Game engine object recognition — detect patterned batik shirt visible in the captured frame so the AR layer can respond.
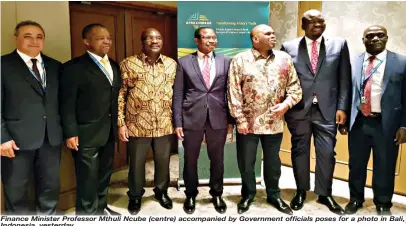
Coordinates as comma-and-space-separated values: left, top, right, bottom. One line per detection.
227, 48, 302, 134
118, 53, 177, 137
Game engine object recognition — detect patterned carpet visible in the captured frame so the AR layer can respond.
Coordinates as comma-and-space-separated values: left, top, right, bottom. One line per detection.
67, 155, 406, 216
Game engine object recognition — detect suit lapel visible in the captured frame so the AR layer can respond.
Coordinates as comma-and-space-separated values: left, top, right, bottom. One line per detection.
110, 59, 121, 88
10, 51, 44, 97
191, 52, 209, 91
299, 38, 314, 75
315, 37, 326, 78
85, 53, 112, 86
354, 53, 365, 107
211, 52, 223, 89
382, 51, 395, 95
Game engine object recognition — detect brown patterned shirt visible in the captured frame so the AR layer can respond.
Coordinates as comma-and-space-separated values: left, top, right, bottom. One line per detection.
227, 48, 302, 134
118, 53, 177, 137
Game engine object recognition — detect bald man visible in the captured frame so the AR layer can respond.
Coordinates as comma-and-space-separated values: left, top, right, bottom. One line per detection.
228, 24, 302, 214
339, 25, 406, 215
281, 10, 351, 215
118, 28, 177, 215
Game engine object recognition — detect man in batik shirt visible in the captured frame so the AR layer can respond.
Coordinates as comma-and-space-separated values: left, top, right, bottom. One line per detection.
118, 28, 176, 215
227, 24, 302, 215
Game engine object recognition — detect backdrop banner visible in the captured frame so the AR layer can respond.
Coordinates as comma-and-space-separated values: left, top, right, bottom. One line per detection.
176, 1, 270, 188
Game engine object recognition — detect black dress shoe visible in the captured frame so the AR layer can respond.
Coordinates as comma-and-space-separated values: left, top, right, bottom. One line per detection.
376, 206, 391, 215
237, 197, 253, 214
344, 201, 363, 214
318, 196, 345, 215
212, 196, 227, 214
155, 193, 173, 209
104, 207, 121, 215
183, 196, 196, 214
128, 199, 141, 215
267, 197, 293, 215
290, 190, 306, 211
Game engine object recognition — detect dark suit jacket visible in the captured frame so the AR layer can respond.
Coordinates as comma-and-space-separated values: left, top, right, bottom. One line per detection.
348, 51, 406, 138
1, 50, 63, 150
281, 37, 351, 121
59, 53, 121, 148
173, 52, 233, 130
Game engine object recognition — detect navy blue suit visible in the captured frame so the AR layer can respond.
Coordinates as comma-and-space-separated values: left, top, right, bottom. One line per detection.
347, 50, 406, 208
281, 37, 351, 196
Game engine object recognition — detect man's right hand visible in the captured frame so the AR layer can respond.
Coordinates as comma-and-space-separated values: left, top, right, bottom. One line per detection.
175, 127, 184, 141
118, 125, 129, 142
338, 125, 348, 135
1, 140, 19, 158
237, 122, 249, 135
66, 137, 79, 151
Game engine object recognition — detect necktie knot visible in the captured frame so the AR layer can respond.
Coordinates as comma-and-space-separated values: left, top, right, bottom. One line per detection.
31, 58, 38, 64
368, 55, 376, 63
312, 41, 317, 46
100, 58, 108, 68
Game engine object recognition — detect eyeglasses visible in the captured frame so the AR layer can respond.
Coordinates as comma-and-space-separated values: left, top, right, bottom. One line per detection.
201, 36, 217, 41
144, 36, 163, 42
364, 33, 386, 40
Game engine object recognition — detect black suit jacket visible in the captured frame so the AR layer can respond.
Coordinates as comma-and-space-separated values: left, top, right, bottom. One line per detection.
1, 50, 63, 150
59, 53, 121, 148
281, 37, 351, 121
173, 52, 233, 130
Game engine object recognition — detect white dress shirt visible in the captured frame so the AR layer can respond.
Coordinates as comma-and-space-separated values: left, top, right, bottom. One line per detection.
197, 50, 216, 86
87, 51, 113, 85
305, 35, 323, 59
17, 49, 45, 85
363, 50, 387, 113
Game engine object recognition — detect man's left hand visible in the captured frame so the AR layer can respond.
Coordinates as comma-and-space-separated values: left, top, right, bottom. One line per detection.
336, 110, 347, 125
395, 128, 406, 145
227, 124, 234, 133
270, 103, 289, 119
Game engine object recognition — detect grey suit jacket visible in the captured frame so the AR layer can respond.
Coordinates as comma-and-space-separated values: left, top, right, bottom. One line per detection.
281, 37, 351, 121
348, 51, 406, 138
173, 52, 233, 130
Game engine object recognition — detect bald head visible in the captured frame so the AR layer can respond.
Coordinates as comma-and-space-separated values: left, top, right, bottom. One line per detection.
141, 28, 161, 41
141, 28, 163, 57
363, 25, 388, 55
363, 25, 387, 37
250, 24, 276, 52
301, 9, 326, 40
250, 24, 271, 41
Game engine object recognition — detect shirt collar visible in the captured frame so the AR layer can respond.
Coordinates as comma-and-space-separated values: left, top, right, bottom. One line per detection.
197, 50, 213, 59
139, 52, 164, 64
17, 49, 42, 64
365, 49, 387, 62
251, 48, 273, 60
87, 50, 108, 62
305, 35, 323, 46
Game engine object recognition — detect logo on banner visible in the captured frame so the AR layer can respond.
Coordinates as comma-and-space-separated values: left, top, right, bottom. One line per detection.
186, 13, 212, 29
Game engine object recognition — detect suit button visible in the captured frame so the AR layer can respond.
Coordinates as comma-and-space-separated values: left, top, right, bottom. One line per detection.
204, 104, 207, 108
43, 116, 46, 119
109, 114, 111, 116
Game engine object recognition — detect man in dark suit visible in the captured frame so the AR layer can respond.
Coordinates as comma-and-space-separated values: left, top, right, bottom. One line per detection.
1, 20, 63, 214
173, 27, 233, 214
339, 25, 406, 216
281, 9, 351, 215
59, 24, 121, 215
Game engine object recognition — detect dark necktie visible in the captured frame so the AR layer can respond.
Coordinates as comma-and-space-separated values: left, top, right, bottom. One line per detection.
31, 58, 42, 83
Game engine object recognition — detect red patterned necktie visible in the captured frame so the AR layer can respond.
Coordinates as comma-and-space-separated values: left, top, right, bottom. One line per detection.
311, 41, 318, 73
202, 55, 210, 88
360, 55, 376, 116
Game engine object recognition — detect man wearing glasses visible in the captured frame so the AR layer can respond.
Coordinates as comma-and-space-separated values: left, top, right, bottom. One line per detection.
118, 28, 177, 215
173, 27, 234, 214
339, 25, 406, 215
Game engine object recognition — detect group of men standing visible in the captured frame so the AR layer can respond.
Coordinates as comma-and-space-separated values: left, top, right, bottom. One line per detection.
1, 9, 405, 217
